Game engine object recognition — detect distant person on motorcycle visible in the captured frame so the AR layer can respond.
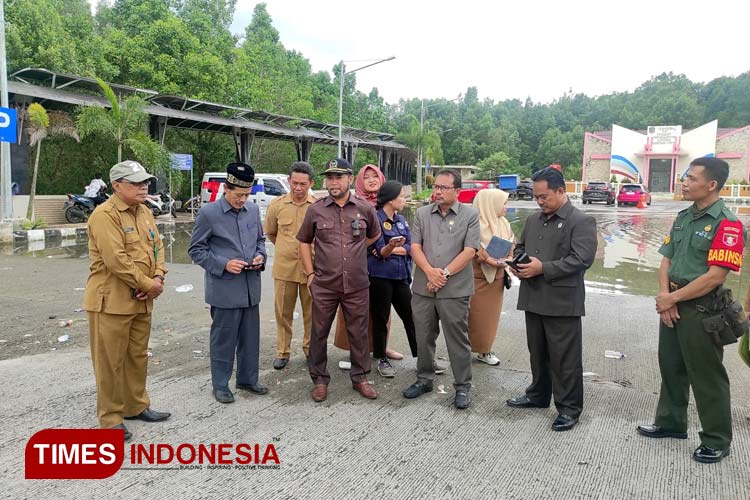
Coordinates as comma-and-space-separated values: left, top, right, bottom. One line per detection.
85, 173, 108, 206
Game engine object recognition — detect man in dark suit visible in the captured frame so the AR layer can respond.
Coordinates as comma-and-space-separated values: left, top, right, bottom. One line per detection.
188, 162, 268, 404
506, 167, 597, 431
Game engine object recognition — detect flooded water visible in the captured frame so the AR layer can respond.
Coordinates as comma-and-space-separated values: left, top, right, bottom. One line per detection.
8, 203, 750, 299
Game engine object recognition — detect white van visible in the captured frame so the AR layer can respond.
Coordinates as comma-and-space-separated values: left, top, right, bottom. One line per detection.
200, 172, 291, 219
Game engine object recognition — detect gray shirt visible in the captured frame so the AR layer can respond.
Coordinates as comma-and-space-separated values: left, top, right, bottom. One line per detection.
411, 201, 480, 298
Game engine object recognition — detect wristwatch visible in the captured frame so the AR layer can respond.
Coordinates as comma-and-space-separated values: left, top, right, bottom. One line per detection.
442, 268, 451, 279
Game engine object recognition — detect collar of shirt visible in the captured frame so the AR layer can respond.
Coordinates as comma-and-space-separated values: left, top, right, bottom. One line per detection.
430, 200, 460, 215
690, 198, 723, 220
377, 207, 397, 223
539, 198, 573, 221
219, 196, 246, 213
281, 193, 317, 205
323, 193, 356, 207
112, 194, 137, 213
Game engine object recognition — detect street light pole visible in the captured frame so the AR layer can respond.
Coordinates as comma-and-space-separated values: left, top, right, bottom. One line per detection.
416, 96, 461, 194
337, 60, 345, 158
337, 56, 395, 158
0, 0, 12, 221
417, 99, 424, 194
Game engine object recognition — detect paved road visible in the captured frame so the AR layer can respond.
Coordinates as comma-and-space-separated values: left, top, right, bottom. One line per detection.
1, 209, 749, 498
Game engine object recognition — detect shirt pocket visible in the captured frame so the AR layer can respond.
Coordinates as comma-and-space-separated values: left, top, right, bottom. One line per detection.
690, 233, 712, 252
278, 217, 294, 237
315, 218, 336, 243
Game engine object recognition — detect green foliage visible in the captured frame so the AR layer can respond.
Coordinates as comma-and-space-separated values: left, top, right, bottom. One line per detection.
6, 2, 750, 198
20, 218, 46, 230
77, 79, 170, 172
412, 189, 433, 201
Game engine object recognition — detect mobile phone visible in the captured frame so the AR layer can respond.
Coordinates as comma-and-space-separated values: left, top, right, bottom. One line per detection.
390, 236, 406, 243
506, 252, 531, 271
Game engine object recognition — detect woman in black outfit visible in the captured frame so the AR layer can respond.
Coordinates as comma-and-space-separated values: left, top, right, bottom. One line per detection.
368, 181, 418, 378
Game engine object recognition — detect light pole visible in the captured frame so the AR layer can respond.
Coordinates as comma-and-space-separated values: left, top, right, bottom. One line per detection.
0, 0, 12, 221
337, 56, 395, 158
417, 96, 461, 193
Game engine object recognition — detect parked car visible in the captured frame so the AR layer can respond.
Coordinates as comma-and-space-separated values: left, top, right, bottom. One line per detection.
617, 183, 651, 207
516, 180, 533, 200
458, 180, 496, 203
200, 172, 292, 219
431, 180, 496, 204
582, 181, 615, 205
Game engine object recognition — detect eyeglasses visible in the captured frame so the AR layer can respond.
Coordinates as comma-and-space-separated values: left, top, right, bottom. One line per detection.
432, 185, 455, 192
118, 179, 151, 187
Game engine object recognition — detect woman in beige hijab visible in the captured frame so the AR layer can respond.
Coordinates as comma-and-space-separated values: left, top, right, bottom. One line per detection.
467, 188, 514, 365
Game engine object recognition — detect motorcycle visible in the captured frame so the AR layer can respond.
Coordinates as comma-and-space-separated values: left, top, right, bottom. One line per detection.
144, 189, 176, 218
64, 192, 110, 223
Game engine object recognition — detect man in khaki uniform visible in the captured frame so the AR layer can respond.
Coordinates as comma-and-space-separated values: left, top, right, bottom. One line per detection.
264, 162, 317, 370
84, 160, 171, 441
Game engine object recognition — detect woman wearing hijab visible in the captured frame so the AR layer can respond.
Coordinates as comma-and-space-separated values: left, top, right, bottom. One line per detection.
334, 164, 405, 361
467, 188, 514, 366
368, 181, 419, 377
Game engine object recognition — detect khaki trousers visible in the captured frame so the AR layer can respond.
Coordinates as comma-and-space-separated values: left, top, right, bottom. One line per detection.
88, 311, 151, 428
273, 279, 312, 358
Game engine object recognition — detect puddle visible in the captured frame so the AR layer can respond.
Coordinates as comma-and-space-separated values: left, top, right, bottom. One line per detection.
6, 207, 750, 298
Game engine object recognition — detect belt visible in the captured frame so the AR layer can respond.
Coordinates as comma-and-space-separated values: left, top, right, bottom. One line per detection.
669, 281, 683, 292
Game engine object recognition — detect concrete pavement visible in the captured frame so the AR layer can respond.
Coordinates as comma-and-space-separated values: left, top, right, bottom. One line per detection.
0, 254, 749, 499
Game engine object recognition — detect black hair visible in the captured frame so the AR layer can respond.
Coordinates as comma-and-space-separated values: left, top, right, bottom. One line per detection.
531, 167, 566, 191
290, 161, 314, 181
435, 168, 462, 188
689, 157, 729, 190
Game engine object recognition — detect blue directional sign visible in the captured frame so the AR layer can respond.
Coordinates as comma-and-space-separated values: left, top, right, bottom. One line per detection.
170, 153, 193, 171
0, 107, 18, 144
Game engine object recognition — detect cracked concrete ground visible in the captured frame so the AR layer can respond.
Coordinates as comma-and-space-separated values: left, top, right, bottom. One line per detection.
1, 237, 749, 499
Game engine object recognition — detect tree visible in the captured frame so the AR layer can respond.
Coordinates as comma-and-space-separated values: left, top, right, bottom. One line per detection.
25, 103, 80, 220
398, 115, 444, 166
476, 151, 529, 179
77, 78, 170, 172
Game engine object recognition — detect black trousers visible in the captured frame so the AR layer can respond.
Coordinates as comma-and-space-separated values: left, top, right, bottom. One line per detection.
524, 312, 583, 418
369, 277, 418, 359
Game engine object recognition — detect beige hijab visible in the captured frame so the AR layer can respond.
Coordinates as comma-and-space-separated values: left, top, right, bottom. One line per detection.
472, 189, 514, 283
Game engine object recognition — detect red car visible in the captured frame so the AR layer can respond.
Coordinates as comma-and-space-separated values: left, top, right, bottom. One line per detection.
617, 183, 651, 207
432, 180, 496, 204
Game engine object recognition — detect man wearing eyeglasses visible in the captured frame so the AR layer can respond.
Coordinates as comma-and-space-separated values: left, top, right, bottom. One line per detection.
402, 168, 480, 409
189, 162, 268, 404
84, 160, 170, 441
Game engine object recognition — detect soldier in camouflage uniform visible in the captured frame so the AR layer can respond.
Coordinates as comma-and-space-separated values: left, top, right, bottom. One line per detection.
637, 157, 745, 464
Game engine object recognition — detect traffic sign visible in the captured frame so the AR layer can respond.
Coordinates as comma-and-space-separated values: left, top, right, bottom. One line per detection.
170, 153, 193, 171
0, 107, 17, 144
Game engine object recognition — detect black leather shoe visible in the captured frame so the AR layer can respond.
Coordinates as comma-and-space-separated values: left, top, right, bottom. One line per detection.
552, 414, 578, 431
236, 382, 269, 395
112, 423, 132, 441
213, 388, 235, 403
403, 382, 433, 399
125, 408, 171, 423
693, 445, 730, 464
636, 424, 687, 440
506, 395, 549, 409
273, 358, 289, 370
454, 390, 471, 409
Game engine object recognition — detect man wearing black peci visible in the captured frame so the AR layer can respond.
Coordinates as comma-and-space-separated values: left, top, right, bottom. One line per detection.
506, 167, 597, 431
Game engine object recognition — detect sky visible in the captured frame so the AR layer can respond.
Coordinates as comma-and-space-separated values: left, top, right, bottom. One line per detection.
228, 0, 750, 105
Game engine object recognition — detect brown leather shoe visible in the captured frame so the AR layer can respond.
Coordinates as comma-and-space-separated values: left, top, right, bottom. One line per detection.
311, 384, 328, 402
352, 381, 378, 399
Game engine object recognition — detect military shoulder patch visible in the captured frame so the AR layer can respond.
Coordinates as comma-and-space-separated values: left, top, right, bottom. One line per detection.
707, 219, 744, 271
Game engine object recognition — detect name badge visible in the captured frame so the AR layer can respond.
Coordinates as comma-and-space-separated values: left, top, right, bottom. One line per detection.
123, 227, 135, 233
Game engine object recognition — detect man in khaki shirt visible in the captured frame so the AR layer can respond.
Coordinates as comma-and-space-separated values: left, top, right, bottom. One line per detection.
264, 162, 316, 370
84, 161, 170, 441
